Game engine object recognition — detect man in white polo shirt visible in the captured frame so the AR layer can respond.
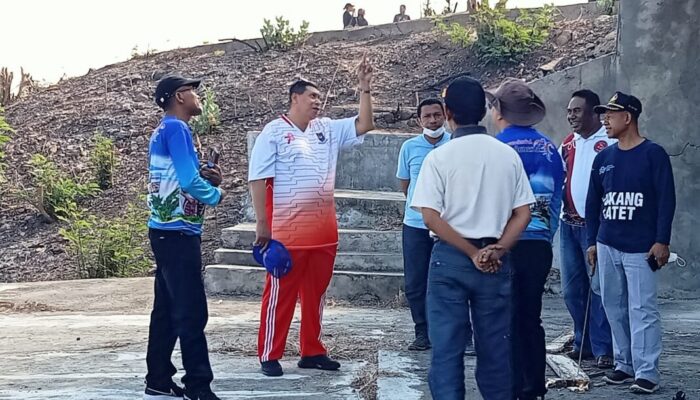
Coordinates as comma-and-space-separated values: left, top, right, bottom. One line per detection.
559, 90, 615, 369
411, 77, 535, 400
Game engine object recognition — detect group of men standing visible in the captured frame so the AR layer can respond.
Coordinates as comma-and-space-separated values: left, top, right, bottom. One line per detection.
398, 78, 675, 398
141, 52, 675, 400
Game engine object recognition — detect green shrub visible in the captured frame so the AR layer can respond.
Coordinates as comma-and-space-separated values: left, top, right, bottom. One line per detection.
435, 18, 477, 48
0, 107, 12, 185
260, 17, 310, 52
190, 86, 221, 137
27, 154, 100, 222
473, 0, 555, 64
597, 0, 614, 15
59, 203, 151, 279
91, 132, 116, 190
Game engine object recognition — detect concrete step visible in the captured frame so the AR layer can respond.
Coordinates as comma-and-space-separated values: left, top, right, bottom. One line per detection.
247, 131, 415, 191
204, 264, 404, 302
239, 188, 405, 229
221, 223, 402, 253
215, 248, 403, 272
335, 189, 405, 229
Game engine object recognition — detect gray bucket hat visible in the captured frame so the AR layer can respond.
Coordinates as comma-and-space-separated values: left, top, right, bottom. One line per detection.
485, 78, 546, 126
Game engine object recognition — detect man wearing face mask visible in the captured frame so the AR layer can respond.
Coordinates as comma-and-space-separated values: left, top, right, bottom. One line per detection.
396, 99, 474, 353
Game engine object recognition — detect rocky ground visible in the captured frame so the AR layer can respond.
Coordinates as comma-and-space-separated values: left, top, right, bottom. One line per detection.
0, 14, 616, 283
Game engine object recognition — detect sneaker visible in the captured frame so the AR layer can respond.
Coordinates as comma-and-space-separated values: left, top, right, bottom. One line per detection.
566, 349, 594, 361
144, 382, 184, 399
408, 335, 431, 351
630, 379, 660, 394
261, 360, 284, 377
596, 355, 614, 369
603, 369, 635, 385
183, 389, 221, 400
298, 355, 341, 371
464, 342, 476, 357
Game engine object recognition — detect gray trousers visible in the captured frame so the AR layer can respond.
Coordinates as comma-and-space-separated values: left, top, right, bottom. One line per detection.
597, 242, 662, 384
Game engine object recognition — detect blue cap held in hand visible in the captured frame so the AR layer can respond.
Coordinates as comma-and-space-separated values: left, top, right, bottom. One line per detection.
252, 240, 293, 279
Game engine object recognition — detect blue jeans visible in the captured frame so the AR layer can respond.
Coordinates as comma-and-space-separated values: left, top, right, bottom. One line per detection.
427, 240, 512, 400
559, 222, 613, 357
403, 225, 472, 343
597, 243, 662, 384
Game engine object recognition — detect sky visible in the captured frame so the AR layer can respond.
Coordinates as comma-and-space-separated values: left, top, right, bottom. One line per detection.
2, 0, 581, 86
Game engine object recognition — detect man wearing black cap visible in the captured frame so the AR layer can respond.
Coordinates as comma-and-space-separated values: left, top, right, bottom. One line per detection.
411, 77, 534, 400
586, 92, 675, 394
490, 78, 564, 400
145, 75, 225, 400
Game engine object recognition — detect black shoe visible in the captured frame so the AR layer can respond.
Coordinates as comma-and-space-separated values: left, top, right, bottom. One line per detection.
566, 349, 594, 361
261, 360, 284, 376
144, 381, 185, 399
408, 335, 431, 351
298, 355, 341, 370
183, 389, 221, 400
603, 369, 635, 385
630, 378, 660, 394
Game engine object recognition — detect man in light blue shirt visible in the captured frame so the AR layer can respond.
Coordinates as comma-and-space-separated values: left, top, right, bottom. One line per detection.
397, 99, 473, 352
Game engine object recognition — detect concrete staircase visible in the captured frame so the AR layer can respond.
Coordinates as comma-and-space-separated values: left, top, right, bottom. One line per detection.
204, 132, 414, 302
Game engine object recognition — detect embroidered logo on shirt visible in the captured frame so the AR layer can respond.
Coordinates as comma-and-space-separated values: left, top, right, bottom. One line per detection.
285, 132, 295, 144
599, 164, 615, 175
594, 140, 609, 152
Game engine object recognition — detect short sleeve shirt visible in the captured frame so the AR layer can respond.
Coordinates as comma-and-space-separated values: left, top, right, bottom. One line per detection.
396, 133, 451, 229
248, 115, 361, 249
411, 134, 535, 239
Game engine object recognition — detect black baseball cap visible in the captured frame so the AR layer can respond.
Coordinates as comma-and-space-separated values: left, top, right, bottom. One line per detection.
593, 91, 642, 118
154, 74, 201, 109
441, 77, 486, 120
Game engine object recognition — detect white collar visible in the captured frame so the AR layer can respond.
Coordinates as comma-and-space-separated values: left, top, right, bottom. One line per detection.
574, 125, 607, 140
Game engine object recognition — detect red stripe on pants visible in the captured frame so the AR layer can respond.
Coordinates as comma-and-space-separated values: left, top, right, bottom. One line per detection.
257, 245, 337, 362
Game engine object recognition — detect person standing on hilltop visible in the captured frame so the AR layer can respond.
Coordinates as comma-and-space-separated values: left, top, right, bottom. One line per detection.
144, 75, 225, 400
393, 4, 411, 22
343, 3, 357, 29
248, 55, 375, 377
357, 8, 369, 27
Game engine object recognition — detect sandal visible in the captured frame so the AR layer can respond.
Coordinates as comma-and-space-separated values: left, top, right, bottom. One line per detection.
596, 355, 614, 369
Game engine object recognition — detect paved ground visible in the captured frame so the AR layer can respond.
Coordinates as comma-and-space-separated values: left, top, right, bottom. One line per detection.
1, 278, 699, 399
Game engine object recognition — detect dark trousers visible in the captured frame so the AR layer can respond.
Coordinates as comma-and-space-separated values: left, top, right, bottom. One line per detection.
146, 229, 213, 392
427, 240, 512, 400
560, 223, 613, 357
402, 225, 472, 341
511, 240, 553, 399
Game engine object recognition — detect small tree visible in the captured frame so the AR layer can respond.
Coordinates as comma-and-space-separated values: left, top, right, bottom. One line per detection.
190, 86, 221, 137
260, 17, 310, 52
90, 132, 116, 190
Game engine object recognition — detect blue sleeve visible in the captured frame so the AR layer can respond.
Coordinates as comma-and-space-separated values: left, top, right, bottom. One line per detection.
164, 122, 221, 206
652, 147, 676, 244
585, 154, 603, 247
396, 142, 410, 180
549, 150, 565, 241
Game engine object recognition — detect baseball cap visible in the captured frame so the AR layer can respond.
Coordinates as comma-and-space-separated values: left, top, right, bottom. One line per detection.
485, 78, 546, 126
154, 74, 201, 109
253, 240, 293, 279
441, 77, 486, 121
593, 91, 642, 118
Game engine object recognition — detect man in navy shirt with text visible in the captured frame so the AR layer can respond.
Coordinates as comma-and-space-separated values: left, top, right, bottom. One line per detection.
586, 92, 675, 395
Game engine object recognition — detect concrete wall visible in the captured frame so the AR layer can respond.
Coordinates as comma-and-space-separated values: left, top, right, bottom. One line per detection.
192, 3, 600, 55
513, 0, 699, 295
